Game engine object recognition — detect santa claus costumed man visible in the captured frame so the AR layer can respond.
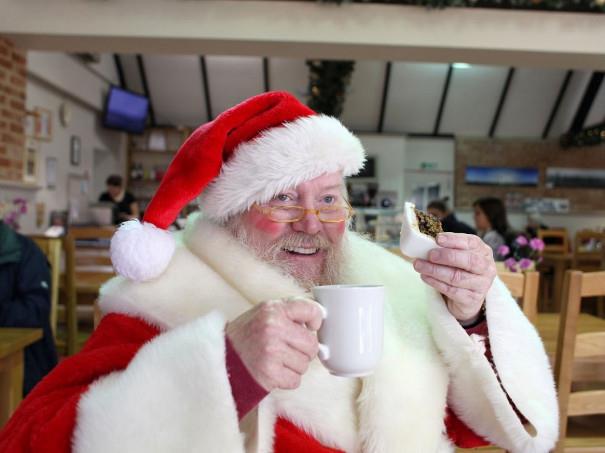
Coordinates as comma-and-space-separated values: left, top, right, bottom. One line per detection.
0, 92, 558, 453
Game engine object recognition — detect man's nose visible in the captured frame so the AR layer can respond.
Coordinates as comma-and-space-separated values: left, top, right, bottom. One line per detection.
292, 208, 322, 235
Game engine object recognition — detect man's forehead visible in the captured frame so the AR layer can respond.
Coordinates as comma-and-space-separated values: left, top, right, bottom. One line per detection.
290, 172, 345, 192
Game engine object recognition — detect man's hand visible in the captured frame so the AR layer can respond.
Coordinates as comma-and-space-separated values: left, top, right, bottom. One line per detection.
225, 298, 323, 392
413, 233, 497, 324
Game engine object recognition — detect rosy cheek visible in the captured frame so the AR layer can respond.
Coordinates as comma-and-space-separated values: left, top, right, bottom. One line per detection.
251, 216, 284, 237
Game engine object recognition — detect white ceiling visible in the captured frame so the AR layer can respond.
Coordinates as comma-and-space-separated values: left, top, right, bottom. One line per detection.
115, 53, 604, 139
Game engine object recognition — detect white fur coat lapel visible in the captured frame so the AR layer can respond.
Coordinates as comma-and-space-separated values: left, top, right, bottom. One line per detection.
101, 215, 452, 452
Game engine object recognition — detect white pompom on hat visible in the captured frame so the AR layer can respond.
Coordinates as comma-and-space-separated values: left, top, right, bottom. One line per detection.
110, 91, 366, 282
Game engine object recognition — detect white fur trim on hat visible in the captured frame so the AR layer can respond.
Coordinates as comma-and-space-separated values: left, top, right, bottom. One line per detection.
110, 220, 176, 282
199, 115, 366, 223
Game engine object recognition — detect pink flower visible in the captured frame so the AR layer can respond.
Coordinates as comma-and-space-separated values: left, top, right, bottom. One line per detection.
519, 258, 533, 270
515, 235, 528, 246
529, 238, 545, 251
497, 245, 510, 257
504, 257, 518, 272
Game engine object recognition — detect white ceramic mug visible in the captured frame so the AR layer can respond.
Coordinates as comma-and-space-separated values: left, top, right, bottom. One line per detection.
312, 284, 385, 377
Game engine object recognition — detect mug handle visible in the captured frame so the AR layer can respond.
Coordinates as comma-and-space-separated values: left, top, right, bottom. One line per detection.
315, 303, 330, 361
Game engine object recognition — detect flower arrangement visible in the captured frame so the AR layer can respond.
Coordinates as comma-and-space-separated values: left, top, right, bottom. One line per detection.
497, 235, 544, 272
0, 198, 28, 231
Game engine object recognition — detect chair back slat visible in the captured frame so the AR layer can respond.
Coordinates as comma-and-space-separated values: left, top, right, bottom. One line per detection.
567, 390, 605, 418
30, 236, 62, 338
574, 332, 605, 359
498, 270, 539, 324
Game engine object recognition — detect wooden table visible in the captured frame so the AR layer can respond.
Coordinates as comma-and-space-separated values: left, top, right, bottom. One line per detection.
540, 253, 573, 311
0, 328, 43, 426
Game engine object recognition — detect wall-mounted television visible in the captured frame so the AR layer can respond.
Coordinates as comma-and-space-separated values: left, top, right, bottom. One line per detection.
102, 86, 149, 134
465, 166, 539, 187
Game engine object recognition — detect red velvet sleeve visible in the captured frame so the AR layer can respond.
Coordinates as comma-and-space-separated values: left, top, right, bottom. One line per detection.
0, 313, 160, 453
225, 336, 268, 420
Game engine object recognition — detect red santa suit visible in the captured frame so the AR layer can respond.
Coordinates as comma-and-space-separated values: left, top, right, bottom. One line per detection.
1, 217, 558, 452
0, 92, 558, 452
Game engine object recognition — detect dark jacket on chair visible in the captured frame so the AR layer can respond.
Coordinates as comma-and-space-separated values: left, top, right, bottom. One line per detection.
0, 222, 58, 395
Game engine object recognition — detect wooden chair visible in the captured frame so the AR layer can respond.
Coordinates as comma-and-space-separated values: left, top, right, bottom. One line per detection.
498, 270, 540, 324
29, 236, 62, 339
553, 270, 605, 452
539, 228, 570, 255
573, 230, 605, 272
62, 226, 115, 355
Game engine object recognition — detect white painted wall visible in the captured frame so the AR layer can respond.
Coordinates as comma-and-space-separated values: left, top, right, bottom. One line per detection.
357, 134, 405, 204
1, 52, 126, 234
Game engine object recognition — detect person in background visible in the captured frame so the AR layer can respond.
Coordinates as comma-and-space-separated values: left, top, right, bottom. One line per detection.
473, 197, 514, 259
0, 221, 58, 395
427, 199, 476, 235
99, 175, 140, 225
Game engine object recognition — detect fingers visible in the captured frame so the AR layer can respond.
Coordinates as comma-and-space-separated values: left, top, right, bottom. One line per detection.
420, 274, 484, 307
282, 349, 312, 375
413, 260, 489, 291
437, 233, 490, 253
283, 297, 323, 331
425, 248, 493, 276
284, 322, 319, 360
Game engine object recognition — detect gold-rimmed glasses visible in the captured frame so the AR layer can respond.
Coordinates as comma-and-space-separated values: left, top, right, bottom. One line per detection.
254, 202, 354, 223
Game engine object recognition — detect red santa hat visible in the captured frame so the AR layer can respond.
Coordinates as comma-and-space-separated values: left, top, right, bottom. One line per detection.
110, 91, 366, 282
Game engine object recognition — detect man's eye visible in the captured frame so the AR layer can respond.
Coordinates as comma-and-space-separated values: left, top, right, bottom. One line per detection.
323, 195, 335, 204
276, 194, 291, 202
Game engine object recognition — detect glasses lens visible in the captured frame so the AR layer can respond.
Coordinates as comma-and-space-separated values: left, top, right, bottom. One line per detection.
270, 206, 304, 222
318, 207, 348, 222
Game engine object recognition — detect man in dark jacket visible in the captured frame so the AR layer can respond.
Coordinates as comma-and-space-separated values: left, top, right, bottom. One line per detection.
0, 221, 58, 395
427, 200, 477, 235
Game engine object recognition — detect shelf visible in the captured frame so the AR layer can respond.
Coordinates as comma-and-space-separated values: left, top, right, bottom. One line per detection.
0, 180, 41, 190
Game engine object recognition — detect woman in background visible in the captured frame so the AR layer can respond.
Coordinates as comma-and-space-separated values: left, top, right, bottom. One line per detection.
473, 197, 512, 259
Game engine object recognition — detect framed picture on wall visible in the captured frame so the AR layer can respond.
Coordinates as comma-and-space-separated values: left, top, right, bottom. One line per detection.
33, 107, 53, 141
70, 135, 81, 166
23, 137, 39, 184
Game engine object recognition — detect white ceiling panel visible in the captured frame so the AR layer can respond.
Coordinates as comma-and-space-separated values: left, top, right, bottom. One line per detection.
440, 65, 509, 137
119, 54, 144, 95
383, 62, 449, 134
545, 70, 592, 139
205, 56, 264, 117
268, 58, 308, 103
495, 68, 566, 138
341, 60, 386, 133
584, 79, 605, 127
88, 53, 120, 85
143, 55, 207, 127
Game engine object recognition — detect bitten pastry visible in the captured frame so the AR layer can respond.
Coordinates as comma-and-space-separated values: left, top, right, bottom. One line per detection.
399, 202, 443, 260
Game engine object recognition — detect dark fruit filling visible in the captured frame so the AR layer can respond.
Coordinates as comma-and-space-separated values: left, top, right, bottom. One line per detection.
414, 209, 443, 238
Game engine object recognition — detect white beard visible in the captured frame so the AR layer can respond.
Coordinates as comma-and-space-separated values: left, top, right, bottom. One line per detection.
225, 217, 347, 290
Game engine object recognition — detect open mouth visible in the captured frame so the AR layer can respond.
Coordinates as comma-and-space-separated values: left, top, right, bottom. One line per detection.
282, 246, 320, 256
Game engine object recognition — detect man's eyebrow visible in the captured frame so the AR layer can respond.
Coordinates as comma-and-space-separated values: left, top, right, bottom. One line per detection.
319, 185, 343, 192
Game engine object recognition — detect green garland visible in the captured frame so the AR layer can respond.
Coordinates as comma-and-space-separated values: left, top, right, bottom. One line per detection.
306, 60, 355, 117
561, 122, 605, 148
319, 0, 605, 13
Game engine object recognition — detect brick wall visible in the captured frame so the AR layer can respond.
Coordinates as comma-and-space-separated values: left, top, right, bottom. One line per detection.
456, 139, 605, 213
0, 37, 26, 182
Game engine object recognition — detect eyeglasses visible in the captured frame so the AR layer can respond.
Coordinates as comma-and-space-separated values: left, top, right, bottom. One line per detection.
254, 202, 354, 223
